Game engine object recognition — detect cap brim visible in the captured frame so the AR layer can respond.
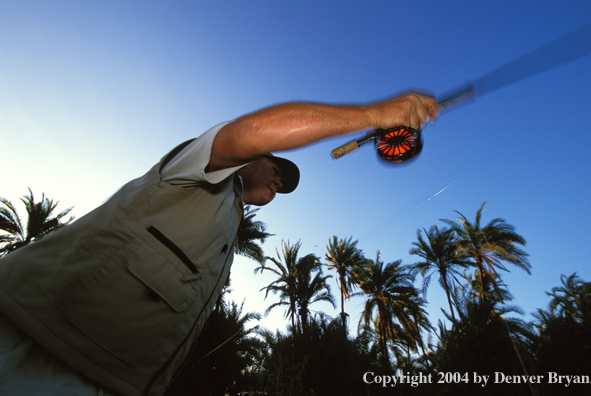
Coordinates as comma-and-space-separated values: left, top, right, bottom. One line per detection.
263, 154, 300, 194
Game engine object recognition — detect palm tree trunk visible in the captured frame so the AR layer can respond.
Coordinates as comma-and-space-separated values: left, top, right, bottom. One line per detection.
300, 307, 308, 337
443, 278, 456, 321
380, 322, 389, 366
412, 316, 427, 356
378, 307, 390, 366
475, 255, 486, 300
290, 307, 296, 336
340, 291, 345, 321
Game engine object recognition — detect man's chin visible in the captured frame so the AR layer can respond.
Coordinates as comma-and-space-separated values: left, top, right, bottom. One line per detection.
259, 196, 274, 206
245, 196, 274, 207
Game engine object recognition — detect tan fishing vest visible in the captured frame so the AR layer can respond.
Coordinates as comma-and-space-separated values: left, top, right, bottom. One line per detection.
0, 141, 244, 395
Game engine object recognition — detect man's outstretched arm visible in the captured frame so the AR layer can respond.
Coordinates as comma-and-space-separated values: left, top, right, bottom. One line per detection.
207, 93, 438, 172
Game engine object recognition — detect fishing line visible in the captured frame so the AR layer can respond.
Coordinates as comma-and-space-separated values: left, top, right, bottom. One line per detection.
357, 175, 464, 242
195, 328, 246, 363
479, 231, 539, 396
414, 177, 462, 210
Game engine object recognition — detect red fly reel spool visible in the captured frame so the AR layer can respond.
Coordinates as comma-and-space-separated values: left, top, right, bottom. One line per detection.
376, 126, 423, 163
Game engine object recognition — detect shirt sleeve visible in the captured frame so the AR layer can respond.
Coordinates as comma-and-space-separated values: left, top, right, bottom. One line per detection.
161, 121, 247, 187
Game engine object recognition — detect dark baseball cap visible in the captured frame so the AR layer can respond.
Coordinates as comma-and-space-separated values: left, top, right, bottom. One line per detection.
263, 154, 300, 194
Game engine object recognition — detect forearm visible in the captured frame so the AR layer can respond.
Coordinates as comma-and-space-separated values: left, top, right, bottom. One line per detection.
208, 93, 437, 170
228, 102, 371, 155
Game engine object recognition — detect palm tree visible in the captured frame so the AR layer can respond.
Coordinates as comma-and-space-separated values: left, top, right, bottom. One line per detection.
533, 273, 591, 379
254, 326, 308, 395
164, 297, 263, 396
410, 225, 470, 321
324, 236, 365, 327
433, 278, 536, 394
255, 240, 324, 335
462, 269, 513, 304
256, 314, 374, 396
353, 252, 427, 364
441, 202, 530, 300
294, 258, 336, 337
0, 188, 74, 257
255, 240, 301, 332
235, 205, 273, 263
546, 272, 591, 323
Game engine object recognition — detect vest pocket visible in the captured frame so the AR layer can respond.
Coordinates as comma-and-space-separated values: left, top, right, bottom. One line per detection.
127, 229, 197, 313
57, 223, 202, 366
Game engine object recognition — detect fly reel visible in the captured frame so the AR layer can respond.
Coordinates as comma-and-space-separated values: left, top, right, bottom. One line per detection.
330, 126, 423, 164
375, 126, 423, 163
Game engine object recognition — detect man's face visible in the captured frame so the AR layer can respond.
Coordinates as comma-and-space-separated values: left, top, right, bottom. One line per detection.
238, 157, 283, 206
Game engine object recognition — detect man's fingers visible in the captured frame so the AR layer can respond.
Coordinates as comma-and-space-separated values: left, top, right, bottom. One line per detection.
370, 92, 438, 130
416, 95, 438, 127
426, 97, 439, 125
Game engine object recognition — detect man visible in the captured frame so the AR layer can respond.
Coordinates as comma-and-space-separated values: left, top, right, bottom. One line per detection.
0, 93, 437, 395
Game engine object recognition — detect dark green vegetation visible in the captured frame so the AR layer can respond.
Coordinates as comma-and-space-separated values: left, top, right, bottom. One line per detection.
2, 192, 589, 395
1, 189, 73, 257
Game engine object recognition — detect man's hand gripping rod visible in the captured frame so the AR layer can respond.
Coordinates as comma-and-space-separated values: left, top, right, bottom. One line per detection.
330, 85, 476, 160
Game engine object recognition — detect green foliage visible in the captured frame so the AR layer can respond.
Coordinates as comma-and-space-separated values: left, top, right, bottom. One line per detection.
353, 252, 430, 363
255, 315, 375, 396
441, 202, 530, 300
294, 257, 336, 337
164, 298, 262, 396
235, 205, 273, 263
256, 240, 335, 336
325, 235, 366, 327
533, 273, 591, 394
0, 188, 74, 257
410, 225, 471, 321
255, 240, 303, 330
430, 273, 538, 395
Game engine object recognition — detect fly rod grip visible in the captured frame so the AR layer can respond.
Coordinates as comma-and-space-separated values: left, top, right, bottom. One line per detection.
331, 140, 360, 159
437, 83, 475, 113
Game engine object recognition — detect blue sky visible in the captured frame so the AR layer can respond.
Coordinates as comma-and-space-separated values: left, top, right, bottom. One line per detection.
2, 1, 590, 334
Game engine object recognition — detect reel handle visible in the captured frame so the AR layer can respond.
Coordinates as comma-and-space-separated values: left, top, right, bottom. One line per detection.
331, 141, 360, 158
330, 132, 379, 159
